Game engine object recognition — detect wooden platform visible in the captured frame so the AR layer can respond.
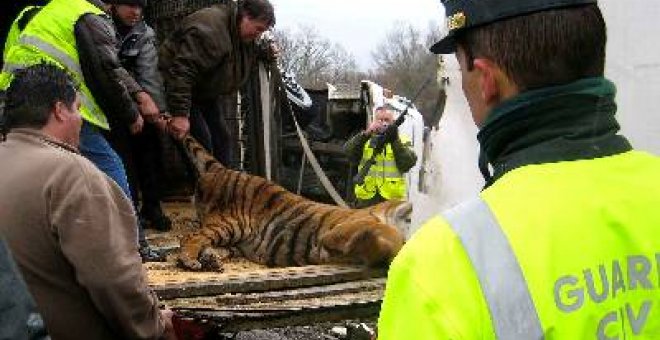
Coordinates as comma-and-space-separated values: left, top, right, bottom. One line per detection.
153, 265, 385, 332
146, 202, 387, 332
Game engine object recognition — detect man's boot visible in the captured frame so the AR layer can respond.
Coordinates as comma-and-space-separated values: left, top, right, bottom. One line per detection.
139, 239, 167, 262
141, 206, 172, 232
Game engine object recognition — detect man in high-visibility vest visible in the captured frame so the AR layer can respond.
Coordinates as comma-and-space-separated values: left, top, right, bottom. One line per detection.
344, 106, 417, 208
1, 0, 165, 261
378, 0, 660, 339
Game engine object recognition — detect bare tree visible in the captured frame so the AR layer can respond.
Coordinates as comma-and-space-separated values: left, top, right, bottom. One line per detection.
370, 21, 444, 126
273, 25, 360, 89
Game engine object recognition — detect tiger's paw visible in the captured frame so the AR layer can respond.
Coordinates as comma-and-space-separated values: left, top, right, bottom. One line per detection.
177, 255, 203, 271
199, 248, 224, 272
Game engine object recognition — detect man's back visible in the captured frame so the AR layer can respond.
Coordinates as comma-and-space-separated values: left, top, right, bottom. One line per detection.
159, 4, 258, 106
0, 129, 159, 340
482, 150, 660, 337
380, 150, 660, 339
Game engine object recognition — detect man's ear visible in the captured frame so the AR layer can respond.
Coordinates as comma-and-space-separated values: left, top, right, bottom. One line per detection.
51, 101, 67, 123
472, 58, 502, 106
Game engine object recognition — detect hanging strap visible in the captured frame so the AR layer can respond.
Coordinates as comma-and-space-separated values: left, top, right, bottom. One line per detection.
268, 63, 348, 207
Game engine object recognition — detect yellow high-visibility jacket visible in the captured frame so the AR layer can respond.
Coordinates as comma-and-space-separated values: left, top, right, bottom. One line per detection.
1, 0, 108, 129
354, 134, 412, 200
379, 150, 660, 339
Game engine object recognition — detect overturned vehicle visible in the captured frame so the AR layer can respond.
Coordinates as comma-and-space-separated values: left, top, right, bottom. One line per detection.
25, 0, 443, 336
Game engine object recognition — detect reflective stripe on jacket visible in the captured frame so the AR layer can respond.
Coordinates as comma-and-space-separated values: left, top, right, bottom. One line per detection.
0, 0, 109, 129
378, 150, 660, 339
354, 134, 410, 200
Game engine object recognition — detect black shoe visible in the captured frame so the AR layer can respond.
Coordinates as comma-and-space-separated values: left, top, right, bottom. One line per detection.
139, 246, 167, 262
141, 210, 172, 232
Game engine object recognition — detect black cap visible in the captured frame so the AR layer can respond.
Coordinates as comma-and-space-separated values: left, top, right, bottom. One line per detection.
106, 0, 148, 7
430, 0, 597, 54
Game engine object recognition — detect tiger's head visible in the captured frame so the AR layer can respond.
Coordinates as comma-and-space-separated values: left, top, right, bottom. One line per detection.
363, 200, 412, 237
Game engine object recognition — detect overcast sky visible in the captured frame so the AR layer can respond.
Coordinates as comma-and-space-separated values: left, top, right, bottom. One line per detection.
271, 0, 444, 71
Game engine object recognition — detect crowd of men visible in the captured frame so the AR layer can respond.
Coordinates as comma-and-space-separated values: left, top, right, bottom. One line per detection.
2, 0, 660, 339
0, 0, 274, 337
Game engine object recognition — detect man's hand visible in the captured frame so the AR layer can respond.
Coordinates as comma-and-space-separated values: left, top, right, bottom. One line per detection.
267, 40, 281, 61
129, 114, 144, 135
151, 112, 170, 133
259, 32, 281, 62
167, 116, 190, 140
383, 124, 399, 143
136, 91, 160, 122
160, 309, 177, 340
366, 120, 386, 135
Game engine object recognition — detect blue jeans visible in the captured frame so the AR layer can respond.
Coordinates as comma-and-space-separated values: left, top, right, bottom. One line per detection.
79, 122, 145, 246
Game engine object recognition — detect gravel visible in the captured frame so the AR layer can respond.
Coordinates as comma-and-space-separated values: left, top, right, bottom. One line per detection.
218, 320, 377, 340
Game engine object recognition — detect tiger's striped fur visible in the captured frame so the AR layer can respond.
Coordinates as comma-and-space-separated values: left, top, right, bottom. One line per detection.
178, 135, 407, 271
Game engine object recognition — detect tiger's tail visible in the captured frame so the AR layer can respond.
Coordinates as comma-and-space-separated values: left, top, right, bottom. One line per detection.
181, 134, 224, 176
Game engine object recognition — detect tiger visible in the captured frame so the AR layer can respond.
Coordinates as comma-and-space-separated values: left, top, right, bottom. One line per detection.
177, 135, 409, 271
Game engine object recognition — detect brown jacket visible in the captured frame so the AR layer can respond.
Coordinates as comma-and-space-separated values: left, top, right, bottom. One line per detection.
0, 129, 164, 340
159, 3, 258, 116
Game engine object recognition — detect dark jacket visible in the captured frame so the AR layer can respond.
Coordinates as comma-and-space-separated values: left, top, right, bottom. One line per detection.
344, 131, 418, 173
116, 20, 167, 112
159, 3, 258, 116
75, 0, 142, 128
0, 238, 48, 340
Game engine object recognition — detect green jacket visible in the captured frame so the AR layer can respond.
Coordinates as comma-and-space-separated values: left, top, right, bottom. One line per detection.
344, 130, 417, 200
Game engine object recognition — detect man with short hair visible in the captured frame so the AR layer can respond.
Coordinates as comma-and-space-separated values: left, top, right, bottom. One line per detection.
378, 0, 660, 339
107, 0, 173, 232
160, 0, 276, 165
0, 63, 174, 340
344, 106, 417, 208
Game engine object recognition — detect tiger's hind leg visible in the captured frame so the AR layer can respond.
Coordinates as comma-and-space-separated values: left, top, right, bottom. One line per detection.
319, 217, 404, 267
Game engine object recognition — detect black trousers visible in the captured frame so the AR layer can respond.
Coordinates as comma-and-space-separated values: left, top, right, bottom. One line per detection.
107, 123, 165, 218
189, 99, 233, 166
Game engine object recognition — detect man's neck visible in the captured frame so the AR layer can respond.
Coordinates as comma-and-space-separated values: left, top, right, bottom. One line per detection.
40, 126, 75, 149
115, 20, 133, 36
476, 77, 631, 187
